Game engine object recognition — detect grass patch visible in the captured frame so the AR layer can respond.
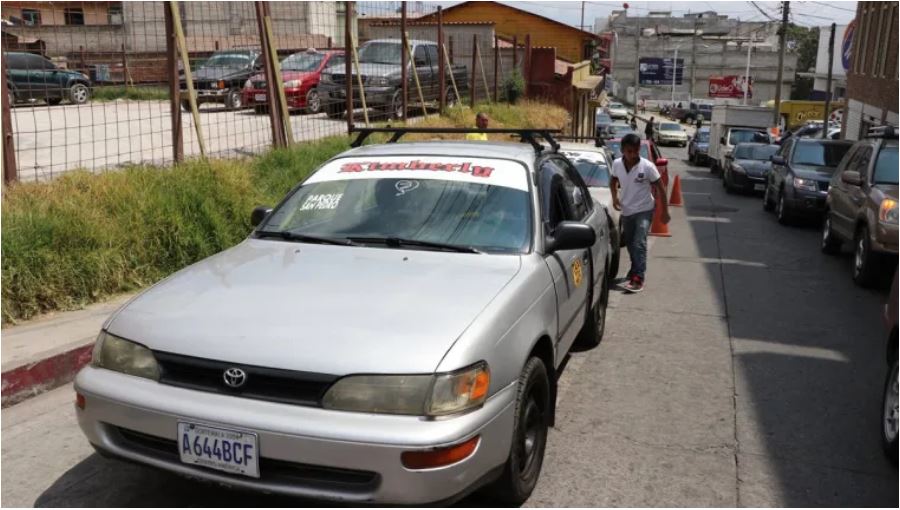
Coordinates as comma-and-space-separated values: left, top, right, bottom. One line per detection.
1, 101, 564, 324
92, 85, 170, 102
403, 100, 570, 141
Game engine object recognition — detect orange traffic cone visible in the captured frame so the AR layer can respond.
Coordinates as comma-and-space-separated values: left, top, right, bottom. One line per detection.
649, 194, 672, 237
669, 175, 684, 207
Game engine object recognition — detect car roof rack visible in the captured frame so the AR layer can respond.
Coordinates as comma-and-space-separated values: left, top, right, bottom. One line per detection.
348, 126, 562, 153
866, 125, 898, 139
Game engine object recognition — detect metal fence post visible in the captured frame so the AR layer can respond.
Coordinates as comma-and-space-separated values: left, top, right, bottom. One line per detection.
345, 1, 353, 134
1, 54, 17, 184
255, 1, 287, 148
449, 36, 454, 64
438, 7, 445, 114
164, 3, 183, 163
401, 3, 408, 121
524, 34, 532, 97
493, 35, 499, 103
512, 35, 518, 72
470, 35, 477, 108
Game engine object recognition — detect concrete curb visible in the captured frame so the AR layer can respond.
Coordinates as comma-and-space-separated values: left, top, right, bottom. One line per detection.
1, 343, 92, 408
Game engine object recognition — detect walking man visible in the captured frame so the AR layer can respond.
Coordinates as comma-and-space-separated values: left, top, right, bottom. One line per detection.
644, 116, 655, 140
610, 133, 670, 293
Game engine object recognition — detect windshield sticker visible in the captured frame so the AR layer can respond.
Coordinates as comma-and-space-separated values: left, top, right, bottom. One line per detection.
394, 180, 420, 196
300, 193, 343, 211
306, 156, 529, 191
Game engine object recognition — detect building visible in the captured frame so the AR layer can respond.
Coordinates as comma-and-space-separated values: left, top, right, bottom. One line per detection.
811, 24, 849, 100
2, 1, 122, 27
600, 10, 796, 105
526, 47, 604, 137
418, 1, 602, 64
844, 2, 898, 140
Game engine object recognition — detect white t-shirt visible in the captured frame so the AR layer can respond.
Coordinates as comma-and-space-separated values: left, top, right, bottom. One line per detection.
611, 157, 661, 216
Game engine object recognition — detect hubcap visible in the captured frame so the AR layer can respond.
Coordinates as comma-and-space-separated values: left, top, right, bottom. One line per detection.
73, 86, 87, 103
885, 363, 899, 443
822, 218, 830, 244
308, 91, 320, 112
518, 397, 542, 476
855, 236, 865, 273
230, 92, 241, 109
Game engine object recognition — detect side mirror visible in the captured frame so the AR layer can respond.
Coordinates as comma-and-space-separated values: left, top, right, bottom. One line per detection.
841, 170, 863, 187
251, 205, 273, 227
655, 158, 668, 167
720, 137, 727, 145
771, 155, 786, 166
546, 221, 596, 253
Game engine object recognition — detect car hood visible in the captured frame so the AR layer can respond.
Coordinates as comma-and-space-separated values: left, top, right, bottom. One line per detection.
791, 164, 837, 181
735, 159, 771, 176
248, 71, 317, 83
191, 66, 248, 81
107, 240, 522, 375
325, 62, 399, 78
874, 184, 899, 200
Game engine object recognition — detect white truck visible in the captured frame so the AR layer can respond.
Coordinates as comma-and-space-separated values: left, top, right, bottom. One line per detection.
708, 105, 774, 172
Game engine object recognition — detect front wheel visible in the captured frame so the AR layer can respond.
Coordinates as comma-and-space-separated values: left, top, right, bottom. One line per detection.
305, 88, 321, 114
487, 357, 550, 506
821, 213, 842, 254
225, 88, 242, 111
69, 83, 90, 105
390, 89, 404, 120
852, 225, 881, 287
776, 189, 792, 225
882, 359, 899, 464
763, 185, 775, 212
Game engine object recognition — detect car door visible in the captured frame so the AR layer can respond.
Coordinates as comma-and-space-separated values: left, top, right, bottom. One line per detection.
424, 44, 440, 101
841, 146, 874, 233
828, 145, 859, 237
770, 138, 793, 193
28, 53, 62, 100
410, 45, 433, 106
539, 158, 593, 357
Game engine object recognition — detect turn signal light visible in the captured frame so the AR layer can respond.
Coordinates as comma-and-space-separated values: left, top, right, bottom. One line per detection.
76, 392, 86, 410
401, 436, 480, 470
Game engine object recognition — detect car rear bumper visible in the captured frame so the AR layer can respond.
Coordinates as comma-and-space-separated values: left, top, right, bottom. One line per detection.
180, 90, 230, 103
75, 366, 516, 504
242, 87, 308, 109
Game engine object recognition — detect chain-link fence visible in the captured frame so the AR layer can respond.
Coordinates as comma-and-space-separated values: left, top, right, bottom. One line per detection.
2, 1, 548, 184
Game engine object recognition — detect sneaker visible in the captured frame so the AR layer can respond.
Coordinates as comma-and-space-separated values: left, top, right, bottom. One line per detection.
623, 276, 644, 293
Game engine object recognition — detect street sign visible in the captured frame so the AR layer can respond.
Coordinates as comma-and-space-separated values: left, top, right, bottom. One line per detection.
708, 75, 753, 99
842, 19, 856, 72
638, 57, 684, 85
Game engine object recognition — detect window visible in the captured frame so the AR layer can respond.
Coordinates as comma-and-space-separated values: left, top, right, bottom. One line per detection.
873, 146, 899, 185
21, 9, 41, 26
328, 54, 345, 69
413, 45, 429, 67
542, 159, 590, 223
874, 4, 888, 77
425, 45, 439, 70
108, 4, 123, 25
791, 141, 853, 168
64, 8, 85, 25
853, 147, 873, 180
24, 54, 55, 70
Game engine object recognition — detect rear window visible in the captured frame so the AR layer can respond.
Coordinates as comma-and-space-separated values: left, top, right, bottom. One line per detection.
729, 129, 769, 145
873, 146, 899, 185
696, 131, 710, 143
660, 123, 681, 131
792, 141, 852, 168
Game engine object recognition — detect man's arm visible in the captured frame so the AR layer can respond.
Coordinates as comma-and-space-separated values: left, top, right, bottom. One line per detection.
610, 177, 622, 211
653, 179, 670, 224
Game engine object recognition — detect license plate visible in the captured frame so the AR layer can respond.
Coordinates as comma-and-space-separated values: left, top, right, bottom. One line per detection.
178, 422, 259, 478
754, 184, 766, 191
254, 94, 267, 102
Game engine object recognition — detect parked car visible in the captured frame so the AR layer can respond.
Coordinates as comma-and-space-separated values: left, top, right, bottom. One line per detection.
4, 51, 91, 105
653, 121, 688, 147
722, 143, 779, 194
688, 127, 711, 165
604, 137, 670, 189
74, 129, 613, 506
180, 49, 262, 111
606, 122, 635, 140
821, 126, 898, 286
681, 100, 714, 124
317, 39, 468, 120
558, 141, 622, 278
596, 112, 613, 138
763, 138, 854, 224
243, 49, 344, 115
606, 101, 629, 120
882, 271, 898, 464
778, 120, 840, 144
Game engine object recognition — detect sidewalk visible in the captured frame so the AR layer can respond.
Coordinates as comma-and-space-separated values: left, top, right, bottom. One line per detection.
1, 293, 134, 407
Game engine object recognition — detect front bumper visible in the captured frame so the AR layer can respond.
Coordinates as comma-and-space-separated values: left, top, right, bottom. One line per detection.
318, 83, 394, 106
659, 137, 687, 145
242, 87, 307, 109
180, 89, 229, 103
729, 172, 767, 191
75, 366, 515, 504
785, 188, 828, 215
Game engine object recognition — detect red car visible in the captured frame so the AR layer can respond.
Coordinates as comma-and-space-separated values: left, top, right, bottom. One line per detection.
604, 138, 670, 189
243, 49, 344, 115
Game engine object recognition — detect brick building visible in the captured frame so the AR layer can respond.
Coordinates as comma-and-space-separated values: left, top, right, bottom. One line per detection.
843, 1, 899, 140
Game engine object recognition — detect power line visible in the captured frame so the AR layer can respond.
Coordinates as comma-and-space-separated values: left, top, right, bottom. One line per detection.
806, 1, 857, 14
748, 1, 778, 21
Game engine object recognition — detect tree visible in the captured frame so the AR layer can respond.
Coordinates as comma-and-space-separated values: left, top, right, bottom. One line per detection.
787, 24, 820, 99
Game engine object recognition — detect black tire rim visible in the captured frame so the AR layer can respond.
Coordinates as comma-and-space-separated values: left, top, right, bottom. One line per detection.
517, 396, 544, 477
307, 89, 320, 113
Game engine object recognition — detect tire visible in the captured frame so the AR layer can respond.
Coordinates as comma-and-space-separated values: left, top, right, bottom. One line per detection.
68, 83, 90, 105
305, 88, 321, 114
852, 225, 880, 287
608, 224, 621, 283
776, 189, 792, 225
225, 88, 242, 111
882, 359, 899, 464
487, 357, 550, 506
445, 87, 458, 108
181, 100, 193, 113
325, 102, 345, 119
821, 212, 842, 255
577, 258, 610, 349
688, 151, 695, 164
763, 185, 775, 212
46, 97, 63, 106
390, 89, 404, 120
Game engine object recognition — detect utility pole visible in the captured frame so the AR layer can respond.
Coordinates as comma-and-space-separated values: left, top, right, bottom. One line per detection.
689, 18, 698, 103
743, 40, 752, 105
823, 22, 836, 138
773, 1, 789, 128
633, 15, 641, 115
671, 45, 679, 104
581, 1, 585, 31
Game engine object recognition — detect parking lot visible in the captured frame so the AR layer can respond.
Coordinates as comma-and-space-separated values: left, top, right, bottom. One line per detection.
3, 127, 896, 507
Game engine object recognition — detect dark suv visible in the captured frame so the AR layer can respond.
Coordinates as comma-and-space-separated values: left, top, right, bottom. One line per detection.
822, 127, 898, 287
763, 137, 854, 224
5, 51, 92, 106
180, 49, 262, 111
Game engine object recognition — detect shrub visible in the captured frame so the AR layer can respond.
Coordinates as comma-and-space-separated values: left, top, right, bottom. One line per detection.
503, 71, 526, 104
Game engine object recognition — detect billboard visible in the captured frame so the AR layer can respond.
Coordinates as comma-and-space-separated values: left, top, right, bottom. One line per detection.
708, 75, 753, 99
639, 57, 684, 85
842, 19, 856, 71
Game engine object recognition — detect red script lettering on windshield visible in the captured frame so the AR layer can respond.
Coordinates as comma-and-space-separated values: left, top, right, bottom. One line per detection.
339, 160, 494, 178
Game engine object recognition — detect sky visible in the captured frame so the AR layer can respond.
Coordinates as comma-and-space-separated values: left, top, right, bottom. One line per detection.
428, 1, 859, 31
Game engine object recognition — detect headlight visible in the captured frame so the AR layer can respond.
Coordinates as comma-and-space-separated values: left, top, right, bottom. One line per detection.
320, 73, 333, 83
284, 79, 302, 89
793, 177, 818, 192
880, 199, 898, 223
91, 331, 160, 380
243, 79, 252, 89
731, 164, 745, 174
371, 76, 390, 86
216, 80, 226, 89
323, 362, 490, 417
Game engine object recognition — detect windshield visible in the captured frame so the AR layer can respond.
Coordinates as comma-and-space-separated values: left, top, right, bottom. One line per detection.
608, 141, 649, 160
610, 103, 624, 109
696, 131, 710, 143
729, 129, 768, 145
596, 114, 612, 123
734, 145, 778, 160
610, 125, 632, 133
260, 159, 531, 253
358, 42, 402, 65
873, 146, 899, 185
282, 53, 325, 72
660, 123, 681, 131
791, 141, 852, 167
572, 160, 611, 187
203, 53, 252, 68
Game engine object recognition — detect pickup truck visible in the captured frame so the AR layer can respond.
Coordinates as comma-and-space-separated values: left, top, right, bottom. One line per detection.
317, 39, 468, 119
179, 49, 262, 111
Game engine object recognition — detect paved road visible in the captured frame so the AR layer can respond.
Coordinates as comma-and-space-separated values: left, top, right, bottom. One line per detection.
10, 101, 347, 182
2, 133, 897, 507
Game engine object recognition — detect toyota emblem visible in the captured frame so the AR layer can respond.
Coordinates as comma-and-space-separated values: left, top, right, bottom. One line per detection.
223, 367, 248, 388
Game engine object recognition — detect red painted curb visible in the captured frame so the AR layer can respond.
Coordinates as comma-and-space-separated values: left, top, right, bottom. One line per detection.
1, 344, 93, 408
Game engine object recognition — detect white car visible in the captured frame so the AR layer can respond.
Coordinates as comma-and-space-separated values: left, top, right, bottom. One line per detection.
653, 121, 689, 147
607, 102, 629, 120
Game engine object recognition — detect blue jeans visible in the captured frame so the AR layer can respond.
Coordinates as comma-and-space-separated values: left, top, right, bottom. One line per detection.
621, 209, 654, 279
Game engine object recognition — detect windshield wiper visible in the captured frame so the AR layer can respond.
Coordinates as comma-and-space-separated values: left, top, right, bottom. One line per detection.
256, 230, 360, 246
348, 236, 483, 254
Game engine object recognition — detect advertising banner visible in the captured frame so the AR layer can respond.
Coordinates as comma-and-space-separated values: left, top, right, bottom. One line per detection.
639, 57, 684, 85
708, 75, 753, 99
